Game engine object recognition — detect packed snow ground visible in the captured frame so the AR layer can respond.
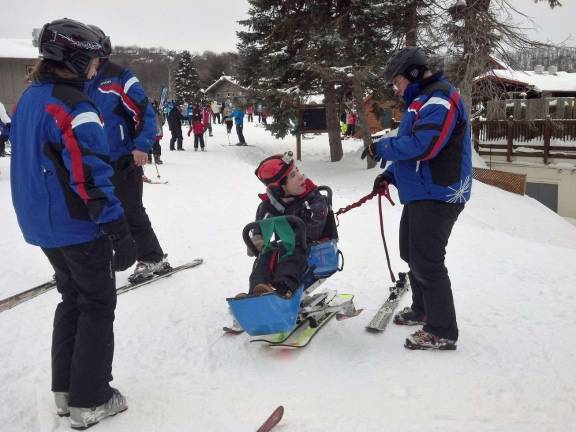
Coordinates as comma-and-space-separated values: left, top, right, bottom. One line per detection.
1, 120, 576, 431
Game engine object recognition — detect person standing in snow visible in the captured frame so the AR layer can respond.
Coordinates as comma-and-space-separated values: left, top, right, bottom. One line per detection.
148, 100, 164, 164
187, 110, 205, 151
246, 104, 254, 122
167, 102, 185, 150
0, 100, 11, 156
211, 100, 221, 124
10, 19, 134, 429
346, 111, 357, 137
223, 104, 233, 134
238, 151, 329, 298
362, 47, 472, 351
233, 105, 247, 146
87, 24, 171, 282
202, 103, 213, 137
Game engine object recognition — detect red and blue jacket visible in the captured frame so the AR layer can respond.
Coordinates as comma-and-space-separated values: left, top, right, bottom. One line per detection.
87, 61, 156, 162
374, 73, 472, 204
10, 77, 124, 248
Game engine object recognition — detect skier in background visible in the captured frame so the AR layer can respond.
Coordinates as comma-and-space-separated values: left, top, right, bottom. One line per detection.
187, 109, 205, 151
0, 100, 11, 156
148, 100, 164, 164
233, 105, 247, 146
167, 102, 185, 150
10, 18, 134, 429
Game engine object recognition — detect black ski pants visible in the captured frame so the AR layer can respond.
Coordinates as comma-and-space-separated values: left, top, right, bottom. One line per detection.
42, 236, 116, 408
399, 200, 464, 341
236, 124, 246, 144
225, 120, 233, 134
249, 246, 307, 296
169, 128, 183, 150
194, 133, 204, 149
111, 155, 164, 262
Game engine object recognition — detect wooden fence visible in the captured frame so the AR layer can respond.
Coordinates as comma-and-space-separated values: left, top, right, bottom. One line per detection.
472, 117, 576, 163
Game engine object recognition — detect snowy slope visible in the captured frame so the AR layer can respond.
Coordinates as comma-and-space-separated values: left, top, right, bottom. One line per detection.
1, 121, 576, 432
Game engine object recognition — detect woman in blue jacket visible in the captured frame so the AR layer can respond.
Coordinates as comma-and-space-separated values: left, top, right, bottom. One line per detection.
10, 18, 136, 430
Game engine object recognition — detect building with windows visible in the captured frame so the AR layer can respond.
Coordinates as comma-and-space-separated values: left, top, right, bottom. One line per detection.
0, 38, 38, 112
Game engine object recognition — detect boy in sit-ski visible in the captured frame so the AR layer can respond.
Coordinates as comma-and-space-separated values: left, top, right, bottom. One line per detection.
241, 151, 329, 298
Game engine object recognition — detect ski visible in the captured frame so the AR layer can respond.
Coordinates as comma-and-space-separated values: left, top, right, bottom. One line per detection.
250, 318, 309, 345
0, 259, 203, 314
222, 326, 244, 335
143, 177, 168, 184
365, 272, 409, 333
257, 406, 284, 432
268, 311, 336, 348
0, 279, 56, 313
116, 259, 204, 295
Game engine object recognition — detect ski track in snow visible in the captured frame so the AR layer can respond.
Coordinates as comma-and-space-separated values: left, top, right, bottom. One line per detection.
1, 121, 576, 431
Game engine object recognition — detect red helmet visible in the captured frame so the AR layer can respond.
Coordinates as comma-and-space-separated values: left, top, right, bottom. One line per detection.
255, 151, 295, 186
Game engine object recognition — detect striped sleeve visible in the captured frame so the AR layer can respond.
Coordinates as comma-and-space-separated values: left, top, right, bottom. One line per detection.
46, 103, 124, 224
375, 92, 460, 162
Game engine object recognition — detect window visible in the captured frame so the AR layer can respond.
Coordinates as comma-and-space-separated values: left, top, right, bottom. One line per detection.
526, 182, 558, 212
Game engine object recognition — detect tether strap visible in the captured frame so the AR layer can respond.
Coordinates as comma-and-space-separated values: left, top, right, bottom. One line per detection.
336, 185, 396, 283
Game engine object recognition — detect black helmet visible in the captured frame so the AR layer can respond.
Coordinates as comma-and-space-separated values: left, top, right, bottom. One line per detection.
384, 47, 428, 86
88, 24, 112, 58
39, 18, 104, 76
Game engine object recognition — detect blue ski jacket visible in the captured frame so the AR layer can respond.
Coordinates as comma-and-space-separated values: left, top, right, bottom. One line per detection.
374, 73, 472, 204
10, 77, 124, 248
87, 61, 156, 162
233, 108, 245, 125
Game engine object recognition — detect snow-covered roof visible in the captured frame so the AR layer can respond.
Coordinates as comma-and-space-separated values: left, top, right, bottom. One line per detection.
0, 38, 38, 59
475, 68, 576, 93
204, 75, 245, 94
302, 94, 324, 105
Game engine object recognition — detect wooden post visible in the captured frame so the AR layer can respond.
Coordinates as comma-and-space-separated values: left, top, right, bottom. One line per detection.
543, 115, 551, 165
506, 116, 514, 162
472, 118, 480, 153
296, 132, 302, 161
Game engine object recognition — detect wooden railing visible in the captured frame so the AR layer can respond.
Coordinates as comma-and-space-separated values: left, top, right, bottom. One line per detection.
472, 117, 576, 163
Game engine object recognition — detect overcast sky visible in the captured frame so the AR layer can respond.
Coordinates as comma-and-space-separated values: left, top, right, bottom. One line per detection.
0, 0, 574, 53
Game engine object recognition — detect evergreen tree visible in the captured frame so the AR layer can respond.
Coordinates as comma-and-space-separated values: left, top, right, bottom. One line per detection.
237, 0, 399, 162
173, 50, 200, 103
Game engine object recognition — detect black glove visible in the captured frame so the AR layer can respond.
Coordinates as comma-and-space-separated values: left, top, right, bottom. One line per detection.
102, 218, 137, 271
360, 142, 381, 162
373, 171, 392, 193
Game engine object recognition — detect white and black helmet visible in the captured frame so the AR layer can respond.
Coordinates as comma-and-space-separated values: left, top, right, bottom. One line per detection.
39, 18, 104, 76
384, 47, 428, 86
88, 24, 112, 58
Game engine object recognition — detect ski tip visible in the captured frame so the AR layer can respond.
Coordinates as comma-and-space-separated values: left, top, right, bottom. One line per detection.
257, 406, 284, 432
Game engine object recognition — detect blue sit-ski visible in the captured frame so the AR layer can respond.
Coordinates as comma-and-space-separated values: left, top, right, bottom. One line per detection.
225, 187, 361, 348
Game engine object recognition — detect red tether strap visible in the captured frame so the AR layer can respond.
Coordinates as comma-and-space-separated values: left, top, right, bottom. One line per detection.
336, 184, 396, 283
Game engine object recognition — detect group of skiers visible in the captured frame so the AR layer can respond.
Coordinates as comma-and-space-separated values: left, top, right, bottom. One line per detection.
6, 14, 470, 429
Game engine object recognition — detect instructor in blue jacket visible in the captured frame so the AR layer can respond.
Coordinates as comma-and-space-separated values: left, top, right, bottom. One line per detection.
87, 25, 170, 283
363, 47, 472, 351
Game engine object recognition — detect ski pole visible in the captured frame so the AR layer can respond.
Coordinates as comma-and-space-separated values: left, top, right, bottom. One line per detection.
153, 159, 161, 179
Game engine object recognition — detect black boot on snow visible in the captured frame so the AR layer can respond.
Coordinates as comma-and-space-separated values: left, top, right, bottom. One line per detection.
404, 329, 456, 351
393, 307, 426, 326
